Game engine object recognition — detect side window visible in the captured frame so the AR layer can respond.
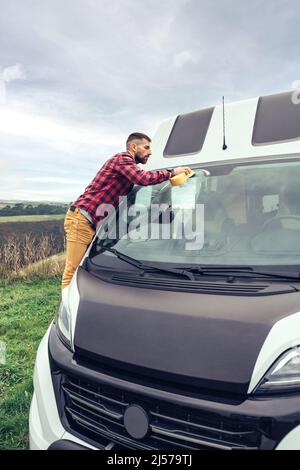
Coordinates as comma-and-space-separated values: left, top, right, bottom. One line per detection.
163, 107, 214, 157
252, 91, 300, 145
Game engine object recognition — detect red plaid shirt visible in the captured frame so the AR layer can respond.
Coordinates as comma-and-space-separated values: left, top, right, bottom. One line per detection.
74, 152, 170, 227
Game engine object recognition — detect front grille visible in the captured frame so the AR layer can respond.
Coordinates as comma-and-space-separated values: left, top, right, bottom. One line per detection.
61, 373, 262, 450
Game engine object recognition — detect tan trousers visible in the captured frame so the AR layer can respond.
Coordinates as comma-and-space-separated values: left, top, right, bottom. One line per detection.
62, 208, 95, 289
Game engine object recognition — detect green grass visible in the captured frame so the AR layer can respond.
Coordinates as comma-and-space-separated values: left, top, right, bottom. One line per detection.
0, 277, 61, 450
0, 214, 65, 223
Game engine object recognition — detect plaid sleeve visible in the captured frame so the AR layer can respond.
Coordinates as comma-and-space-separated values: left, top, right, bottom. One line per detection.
117, 156, 170, 186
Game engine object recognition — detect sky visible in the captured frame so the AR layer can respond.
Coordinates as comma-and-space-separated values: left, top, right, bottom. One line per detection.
0, 0, 300, 202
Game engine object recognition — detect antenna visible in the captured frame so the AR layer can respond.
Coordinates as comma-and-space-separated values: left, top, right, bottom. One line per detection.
222, 96, 227, 150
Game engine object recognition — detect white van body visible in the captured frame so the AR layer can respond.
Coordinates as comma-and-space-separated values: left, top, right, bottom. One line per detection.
148, 94, 300, 169
30, 91, 300, 450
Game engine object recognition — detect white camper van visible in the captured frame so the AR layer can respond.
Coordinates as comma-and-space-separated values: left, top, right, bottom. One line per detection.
30, 91, 300, 450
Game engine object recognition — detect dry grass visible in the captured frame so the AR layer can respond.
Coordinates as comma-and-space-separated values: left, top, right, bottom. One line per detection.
0, 233, 65, 280
16, 252, 66, 281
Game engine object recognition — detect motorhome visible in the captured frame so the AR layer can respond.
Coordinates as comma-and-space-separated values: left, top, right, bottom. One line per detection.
30, 91, 300, 450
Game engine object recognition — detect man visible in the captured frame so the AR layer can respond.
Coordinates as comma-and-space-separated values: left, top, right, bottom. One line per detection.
62, 132, 191, 289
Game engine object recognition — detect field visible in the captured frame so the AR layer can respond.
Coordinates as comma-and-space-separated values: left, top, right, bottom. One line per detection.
0, 219, 64, 242
0, 219, 65, 279
0, 275, 61, 450
0, 213, 65, 449
0, 212, 66, 449
0, 214, 65, 223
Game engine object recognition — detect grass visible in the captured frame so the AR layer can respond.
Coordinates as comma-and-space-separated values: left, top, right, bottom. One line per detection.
0, 276, 62, 450
0, 233, 65, 280
0, 214, 65, 223
16, 252, 66, 280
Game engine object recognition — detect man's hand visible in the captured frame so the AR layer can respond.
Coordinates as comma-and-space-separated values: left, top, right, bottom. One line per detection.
172, 166, 192, 176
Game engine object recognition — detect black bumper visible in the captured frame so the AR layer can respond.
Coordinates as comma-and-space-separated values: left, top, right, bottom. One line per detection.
48, 439, 91, 450
48, 325, 300, 450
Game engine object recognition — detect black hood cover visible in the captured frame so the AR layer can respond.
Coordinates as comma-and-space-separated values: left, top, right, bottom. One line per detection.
74, 267, 300, 394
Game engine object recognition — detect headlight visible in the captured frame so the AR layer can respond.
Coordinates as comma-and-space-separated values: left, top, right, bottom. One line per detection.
254, 346, 300, 394
56, 300, 72, 350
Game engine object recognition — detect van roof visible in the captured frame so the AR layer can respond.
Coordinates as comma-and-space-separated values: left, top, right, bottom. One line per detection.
148, 91, 300, 170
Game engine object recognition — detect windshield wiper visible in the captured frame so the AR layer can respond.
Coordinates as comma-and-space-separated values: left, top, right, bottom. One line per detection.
98, 246, 195, 280
94, 246, 300, 282
178, 265, 300, 281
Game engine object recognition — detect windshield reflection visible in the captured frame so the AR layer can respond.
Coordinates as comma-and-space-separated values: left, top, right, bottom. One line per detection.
92, 159, 300, 268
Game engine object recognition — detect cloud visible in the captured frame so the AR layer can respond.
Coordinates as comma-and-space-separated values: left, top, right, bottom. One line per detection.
0, 188, 77, 202
1, 0, 300, 201
0, 64, 26, 83
174, 50, 197, 68
24, 177, 86, 185
0, 107, 125, 152
0, 81, 5, 105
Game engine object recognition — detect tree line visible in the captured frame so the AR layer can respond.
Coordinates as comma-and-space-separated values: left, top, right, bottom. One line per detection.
0, 203, 69, 216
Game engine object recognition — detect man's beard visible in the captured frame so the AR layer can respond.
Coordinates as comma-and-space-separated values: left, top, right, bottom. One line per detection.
135, 153, 147, 164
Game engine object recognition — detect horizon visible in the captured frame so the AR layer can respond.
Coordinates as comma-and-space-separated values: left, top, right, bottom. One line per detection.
0, 198, 70, 204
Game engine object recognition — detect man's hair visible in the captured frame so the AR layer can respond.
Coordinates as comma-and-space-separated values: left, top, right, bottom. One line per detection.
126, 132, 151, 145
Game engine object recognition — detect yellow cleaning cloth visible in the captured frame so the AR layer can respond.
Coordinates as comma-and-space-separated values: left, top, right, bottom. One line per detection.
170, 170, 195, 186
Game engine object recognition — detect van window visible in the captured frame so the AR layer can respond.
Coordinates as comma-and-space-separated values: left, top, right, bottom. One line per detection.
252, 91, 300, 145
163, 107, 214, 157
91, 158, 300, 269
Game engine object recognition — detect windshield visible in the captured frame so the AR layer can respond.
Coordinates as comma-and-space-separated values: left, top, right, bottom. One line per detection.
91, 158, 300, 269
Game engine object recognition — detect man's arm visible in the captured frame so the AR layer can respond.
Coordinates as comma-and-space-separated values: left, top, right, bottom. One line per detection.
117, 156, 191, 186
